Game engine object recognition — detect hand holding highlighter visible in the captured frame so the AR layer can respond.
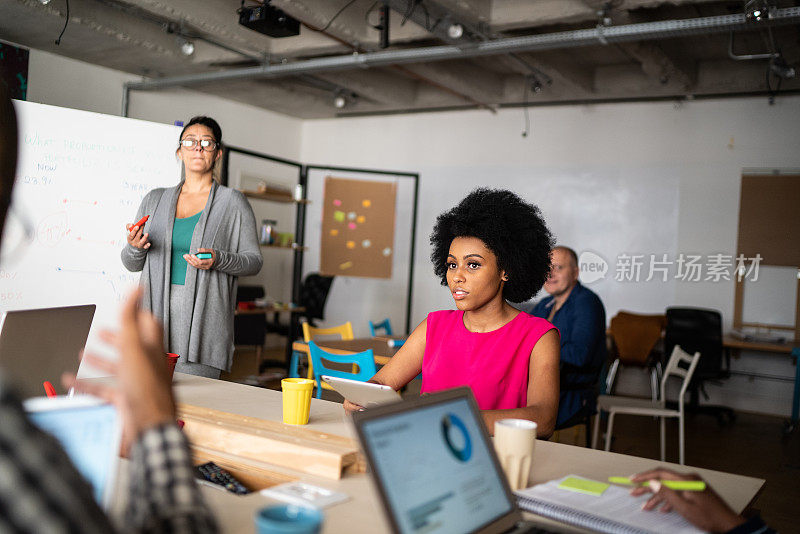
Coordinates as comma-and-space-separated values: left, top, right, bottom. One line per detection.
195, 253, 212, 260
128, 215, 149, 230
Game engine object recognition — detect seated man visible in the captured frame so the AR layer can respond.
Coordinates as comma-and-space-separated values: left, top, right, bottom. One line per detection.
524, 246, 606, 429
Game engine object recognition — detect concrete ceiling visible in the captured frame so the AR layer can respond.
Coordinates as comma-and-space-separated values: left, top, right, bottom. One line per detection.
1, 0, 799, 118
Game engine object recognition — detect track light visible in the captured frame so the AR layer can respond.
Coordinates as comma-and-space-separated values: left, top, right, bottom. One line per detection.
447, 23, 464, 40
744, 0, 774, 22
38, 0, 53, 4
176, 36, 195, 56
333, 94, 347, 109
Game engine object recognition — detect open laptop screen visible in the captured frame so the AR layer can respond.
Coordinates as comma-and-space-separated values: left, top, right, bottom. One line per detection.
358, 393, 514, 534
24, 395, 121, 508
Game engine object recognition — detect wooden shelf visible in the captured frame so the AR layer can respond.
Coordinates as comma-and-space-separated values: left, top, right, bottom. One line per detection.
260, 243, 308, 251
242, 190, 310, 204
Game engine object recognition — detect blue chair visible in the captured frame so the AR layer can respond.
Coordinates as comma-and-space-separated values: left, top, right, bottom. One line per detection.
307, 341, 377, 399
369, 318, 393, 337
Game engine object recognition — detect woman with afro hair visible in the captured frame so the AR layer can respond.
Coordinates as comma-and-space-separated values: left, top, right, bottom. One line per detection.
345, 188, 560, 437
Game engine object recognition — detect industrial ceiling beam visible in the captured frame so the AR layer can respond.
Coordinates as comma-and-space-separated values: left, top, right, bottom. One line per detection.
125, 7, 800, 92
622, 41, 696, 88
380, 0, 490, 45
582, 2, 697, 89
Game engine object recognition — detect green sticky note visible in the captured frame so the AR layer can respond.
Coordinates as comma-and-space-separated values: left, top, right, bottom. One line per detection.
333, 210, 345, 222
558, 477, 609, 496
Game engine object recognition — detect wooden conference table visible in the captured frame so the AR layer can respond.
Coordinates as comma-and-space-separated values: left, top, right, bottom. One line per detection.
722, 335, 800, 433
151, 374, 765, 534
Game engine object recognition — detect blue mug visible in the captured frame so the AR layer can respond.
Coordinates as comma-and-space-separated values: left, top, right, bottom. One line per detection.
255, 504, 323, 534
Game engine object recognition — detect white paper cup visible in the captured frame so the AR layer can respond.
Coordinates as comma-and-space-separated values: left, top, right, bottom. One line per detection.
494, 418, 537, 491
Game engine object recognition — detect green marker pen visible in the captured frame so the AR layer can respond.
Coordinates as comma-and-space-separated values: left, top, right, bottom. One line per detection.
609, 477, 706, 491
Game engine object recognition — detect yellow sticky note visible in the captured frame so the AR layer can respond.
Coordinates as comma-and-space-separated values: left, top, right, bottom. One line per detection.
362, 199, 371, 208
339, 261, 353, 270
333, 211, 345, 222
346, 241, 356, 249
330, 229, 338, 237
557, 477, 609, 496
357, 215, 366, 223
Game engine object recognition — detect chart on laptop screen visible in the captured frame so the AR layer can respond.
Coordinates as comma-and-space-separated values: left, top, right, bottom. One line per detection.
361, 398, 512, 534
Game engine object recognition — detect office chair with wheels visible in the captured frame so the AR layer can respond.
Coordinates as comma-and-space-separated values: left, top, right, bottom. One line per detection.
265, 274, 335, 374
664, 307, 736, 426
233, 285, 266, 358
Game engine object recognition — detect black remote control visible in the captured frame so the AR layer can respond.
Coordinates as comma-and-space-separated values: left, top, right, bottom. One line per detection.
194, 462, 250, 495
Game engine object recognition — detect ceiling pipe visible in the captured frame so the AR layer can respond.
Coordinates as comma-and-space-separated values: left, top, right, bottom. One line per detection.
300, 20, 497, 112
125, 7, 800, 92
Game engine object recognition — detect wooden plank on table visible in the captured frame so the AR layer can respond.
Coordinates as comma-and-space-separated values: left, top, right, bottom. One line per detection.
178, 404, 364, 479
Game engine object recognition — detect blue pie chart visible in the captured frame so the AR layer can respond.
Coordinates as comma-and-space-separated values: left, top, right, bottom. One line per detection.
441, 413, 472, 462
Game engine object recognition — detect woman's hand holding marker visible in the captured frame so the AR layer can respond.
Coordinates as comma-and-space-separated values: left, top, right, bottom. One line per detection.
126, 215, 150, 250
184, 248, 215, 270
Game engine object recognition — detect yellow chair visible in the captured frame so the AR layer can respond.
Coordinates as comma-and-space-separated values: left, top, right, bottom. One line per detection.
302, 322, 354, 391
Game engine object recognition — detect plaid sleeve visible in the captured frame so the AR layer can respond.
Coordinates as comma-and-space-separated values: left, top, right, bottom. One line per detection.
0, 383, 113, 534
126, 423, 218, 534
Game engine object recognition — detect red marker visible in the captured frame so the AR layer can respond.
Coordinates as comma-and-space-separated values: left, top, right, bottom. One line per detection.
43, 381, 57, 398
129, 215, 149, 230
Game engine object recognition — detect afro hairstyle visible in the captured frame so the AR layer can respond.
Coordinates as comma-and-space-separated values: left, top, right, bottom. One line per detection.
430, 188, 554, 303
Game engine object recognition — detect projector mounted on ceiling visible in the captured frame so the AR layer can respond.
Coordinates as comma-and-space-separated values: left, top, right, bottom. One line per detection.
238, 2, 300, 38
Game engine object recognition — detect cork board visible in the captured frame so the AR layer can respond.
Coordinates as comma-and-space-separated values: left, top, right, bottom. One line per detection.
736, 175, 800, 266
320, 176, 396, 279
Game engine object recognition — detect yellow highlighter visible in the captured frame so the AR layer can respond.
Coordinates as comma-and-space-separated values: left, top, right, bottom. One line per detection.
608, 476, 706, 491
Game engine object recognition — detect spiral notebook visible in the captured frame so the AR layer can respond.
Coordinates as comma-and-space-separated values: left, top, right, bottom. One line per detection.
514, 476, 705, 534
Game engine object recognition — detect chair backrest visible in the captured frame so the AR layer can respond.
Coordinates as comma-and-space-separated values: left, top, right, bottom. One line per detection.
299, 274, 334, 322
368, 318, 393, 337
233, 285, 266, 346
235, 285, 265, 302
302, 321, 354, 343
307, 341, 376, 398
608, 311, 666, 366
664, 307, 722, 381
659, 345, 702, 408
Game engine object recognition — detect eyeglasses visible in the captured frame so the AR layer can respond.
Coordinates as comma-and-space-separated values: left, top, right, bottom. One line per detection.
180, 138, 218, 151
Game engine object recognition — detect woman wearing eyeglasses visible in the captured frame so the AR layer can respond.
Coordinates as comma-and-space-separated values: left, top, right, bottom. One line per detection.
121, 116, 263, 378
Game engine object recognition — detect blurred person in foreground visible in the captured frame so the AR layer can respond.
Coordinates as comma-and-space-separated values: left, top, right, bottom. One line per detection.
0, 86, 216, 533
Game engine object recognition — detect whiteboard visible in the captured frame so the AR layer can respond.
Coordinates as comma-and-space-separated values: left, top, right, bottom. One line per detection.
3, 101, 181, 375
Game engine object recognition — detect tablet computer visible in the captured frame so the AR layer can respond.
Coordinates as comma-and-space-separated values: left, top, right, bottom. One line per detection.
321, 375, 401, 407
24, 395, 121, 509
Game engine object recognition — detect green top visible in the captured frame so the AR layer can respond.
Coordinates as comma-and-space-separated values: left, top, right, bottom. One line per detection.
170, 210, 203, 285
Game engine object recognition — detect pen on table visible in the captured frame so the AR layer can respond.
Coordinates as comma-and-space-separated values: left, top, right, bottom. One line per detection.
608, 476, 706, 491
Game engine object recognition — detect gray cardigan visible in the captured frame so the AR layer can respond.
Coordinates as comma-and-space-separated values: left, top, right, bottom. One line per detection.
121, 181, 263, 371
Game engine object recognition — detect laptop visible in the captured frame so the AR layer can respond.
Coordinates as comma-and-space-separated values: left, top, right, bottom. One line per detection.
24, 394, 121, 509
0, 304, 95, 398
352, 387, 555, 534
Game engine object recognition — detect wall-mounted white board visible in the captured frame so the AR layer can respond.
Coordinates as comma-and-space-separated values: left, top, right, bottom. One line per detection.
3, 101, 180, 376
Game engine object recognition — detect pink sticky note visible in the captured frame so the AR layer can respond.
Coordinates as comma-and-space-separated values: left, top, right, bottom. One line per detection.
333, 199, 342, 206
348, 222, 357, 230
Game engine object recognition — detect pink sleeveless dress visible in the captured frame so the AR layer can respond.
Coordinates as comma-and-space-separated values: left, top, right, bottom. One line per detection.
421, 310, 556, 410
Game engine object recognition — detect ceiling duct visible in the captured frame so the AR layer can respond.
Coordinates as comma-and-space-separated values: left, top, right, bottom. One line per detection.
125, 7, 800, 94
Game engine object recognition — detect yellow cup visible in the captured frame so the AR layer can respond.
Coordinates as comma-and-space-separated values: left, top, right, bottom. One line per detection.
281, 378, 315, 425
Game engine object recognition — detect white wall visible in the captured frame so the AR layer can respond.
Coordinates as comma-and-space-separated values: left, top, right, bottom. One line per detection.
17, 43, 800, 416
300, 96, 800, 416
25, 46, 304, 302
